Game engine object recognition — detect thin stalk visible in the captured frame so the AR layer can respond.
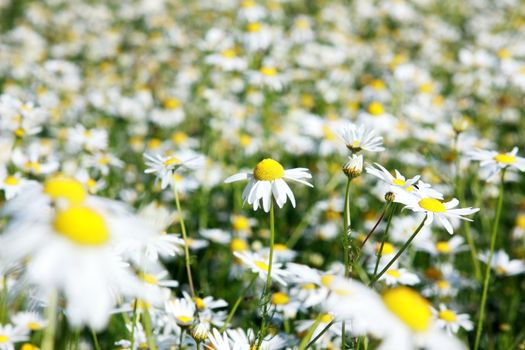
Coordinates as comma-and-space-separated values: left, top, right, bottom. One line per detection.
361, 202, 390, 248
220, 274, 258, 332
143, 308, 157, 350
257, 202, 276, 347
372, 203, 397, 279
129, 300, 139, 350
305, 320, 334, 349
298, 314, 322, 350
41, 290, 58, 350
474, 170, 505, 350
91, 329, 101, 350
173, 180, 196, 297
370, 215, 427, 286
343, 177, 352, 277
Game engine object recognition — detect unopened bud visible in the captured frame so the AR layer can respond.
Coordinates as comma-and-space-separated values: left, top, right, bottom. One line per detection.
385, 192, 395, 202
452, 116, 470, 134
342, 154, 363, 178
192, 323, 209, 342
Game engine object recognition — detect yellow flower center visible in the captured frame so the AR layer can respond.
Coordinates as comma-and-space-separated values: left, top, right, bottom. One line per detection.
246, 22, 262, 32
438, 310, 457, 322
24, 161, 41, 172
302, 283, 317, 290
241, 0, 256, 8
164, 157, 181, 166
382, 287, 432, 332
233, 216, 250, 231
436, 241, 451, 253
142, 274, 158, 285
370, 79, 386, 90
163, 98, 181, 109
320, 274, 334, 287
194, 297, 205, 310
255, 260, 269, 271
516, 214, 525, 228
392, 178, 405, 187
222, 49, 237, 58
0, 335, 9, 343
368, 101, 384, 116
323, 125, 336, 140
27, 322, 42, 331
239, 134, 252, 147
436, 280, 450, 290
4, 176, 19, 185
53, 206, 109, 246
176, 315, 193, 324
377, 242, 395, 255
272, 292, 290, 305
260, 67, 277, 76
171, 131, 188, 145
21, 344, 39, 350
230, 238, 248, 251
419, 198, 446, 213
15, 128, 25, 137
386, 269, 401, 278
253, 158, 285, 181
44, 176, 87, 204
494, 153, 516, 164
320, 313, 333, 323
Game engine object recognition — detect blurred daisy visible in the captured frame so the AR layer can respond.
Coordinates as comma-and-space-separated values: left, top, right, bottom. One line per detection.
479, 250, 525, 276
11, 312, 46, 332
165, 297, 196, 327
467, 147, 525, 180
432, 304, 473, 334
144, 151, 202, 190
338, 123, 385, 153
0, 324, 27, 350
233, 251, 288, 286
224, 158, 312, 212
379, 266, 420, 286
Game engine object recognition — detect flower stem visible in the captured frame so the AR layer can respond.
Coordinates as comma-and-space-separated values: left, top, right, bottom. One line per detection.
173, 180, 196, 298
361, 202, 391, 248
143, 308, 157, 350
220, 274, 258, 332
372, 203, 397, 278
298, 314, 323, 350
369, 215, 427, 286
257, 201, 275, 348
91, 329, 101, 350
41, 290, 58, 350
474, 170, 505, 350
343, 177, 352, 277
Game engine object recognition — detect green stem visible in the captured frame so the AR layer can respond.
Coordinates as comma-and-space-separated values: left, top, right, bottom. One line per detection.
220, 274, 258, 332
370, 215, 427, 286
91, 329, 101, 350
474, 170, 505, 350
143, 308, 157, 350
305, 320, 334, 349
343, 177, 352, 277
173, 181, 196, 297
372, 203, 397, 278
257, 202, 276, 347
361, 202, 390, 248
41, 290, 58, 350
298, 314, 322, 350
130, 299, 139, 350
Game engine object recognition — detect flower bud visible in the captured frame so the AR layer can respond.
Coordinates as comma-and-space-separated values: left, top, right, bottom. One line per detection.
343, 154, 363, 178
385, 192, 395, 202
191, 323, 209, 342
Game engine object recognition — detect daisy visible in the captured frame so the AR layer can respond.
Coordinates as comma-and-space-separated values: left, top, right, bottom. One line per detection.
394, 192, 479, 234
366, 163, 422, 196
224, 158, 312, 212
0, 324, 27, 350
419, 236, 466, 256
338, 123, 385, 153
233, 251, 288, 286
165, 297, 196, 327
0, 170, 35, 200
432, 304, 473, 334
144, 151, 203, 190
11, 312, 46, 332
467, 147, 525, 180
379, 266, 420, 286
479, 250, 525, 276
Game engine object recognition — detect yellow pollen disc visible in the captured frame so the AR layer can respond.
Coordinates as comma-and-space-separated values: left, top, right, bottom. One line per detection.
15, 128, 25, 137
176, 315, 193, 324
274, 243, 287, 251
495, 265, 506, 275
322, 125, 336, 140
386, 269, 401, 278
98, 156, 111, 165
392, 178, 406, 187
272, 292, 289, 305
419, 198, 446, 213
302, 283, 317, 290
142, 274, 158, 285
163, 98, 181, 109
148, 139, 162, 149
494, 153, 516, 164
436, 241, 451, 253
21, 344, 39, 350
53, 206, 109, 246
27, 322, 42, 330
320, 274, 334, 287
24, 161, 41, 172
498, 48, 511, 59
438, 310, 457, 322
296, 18, 309, 29
4, 176, 19, 185
222, 49, 236, 58
436, 280, 450, 289
406, 186, 414, 192
0, 335, 9, 343
326, 208, 340, 220
194, 297, 205, 310
382, 287, 432, 332
239, 134, 252, 146
260, 67, 277, 76
241, 0, 255, 8
230, 238, 248, 251
377, 242, 395, 255
255, 260, 269, 271
246, 22, 262, 32
172, 131, 188, 144
516, 215, 525, 228
368, 101, 384, 116
320, 313, 333, 323
44, 176, 87, 204
233, 216, 250, 231
164, 157, 181, 166
370, 79, 385, 90
253, 158, 285, 181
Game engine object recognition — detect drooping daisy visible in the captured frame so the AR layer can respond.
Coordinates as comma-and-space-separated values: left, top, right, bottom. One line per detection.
224, 158, 312, 212
432, 304, 473, 334
338, 123, 385, 153
467, 147, 525, 180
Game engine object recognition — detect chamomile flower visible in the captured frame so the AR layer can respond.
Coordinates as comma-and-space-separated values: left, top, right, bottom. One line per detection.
165, 297, 196, 327
338, 123, 385, 153
467, 147, 525, 180
233, 251, 289, 286
11, 312, 46, 333
479, 250, 525, 276
432, 304, 473, 334
0, 324, 27, 350
144, 151, 203, 190
224, 158, 313, 212
366, 163, 421, 195
379, 266, 420, 286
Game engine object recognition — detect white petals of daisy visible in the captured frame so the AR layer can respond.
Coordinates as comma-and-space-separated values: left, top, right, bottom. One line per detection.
467, 147, 525, 180
338, 123, 385, 153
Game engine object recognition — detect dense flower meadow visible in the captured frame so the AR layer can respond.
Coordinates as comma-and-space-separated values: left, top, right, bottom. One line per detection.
0, 0, 525, 349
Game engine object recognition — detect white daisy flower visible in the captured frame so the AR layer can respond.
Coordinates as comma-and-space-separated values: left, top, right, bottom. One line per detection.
224, 158, 313, 212
0, 324, 28, 350
233, 251, 288, 286
165, 297, 196, 327
338, 123, 385, 153
379, 266, 420, 286
467, 147, 525, 180
479, 250, 525, 276
366, 163, 422, 196
432, 304, 473, 334
144, 151, 203, 190
11, 311, 46, 332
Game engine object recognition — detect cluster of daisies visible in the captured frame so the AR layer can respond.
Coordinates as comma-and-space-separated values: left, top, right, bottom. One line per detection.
0, 0, 525, 349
